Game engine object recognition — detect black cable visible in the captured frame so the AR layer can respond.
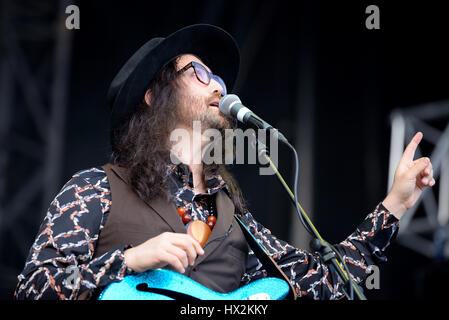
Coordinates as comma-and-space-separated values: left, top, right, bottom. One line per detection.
255, 132, 364, 299
282, 140, 315, 237
280, 138, 364, 300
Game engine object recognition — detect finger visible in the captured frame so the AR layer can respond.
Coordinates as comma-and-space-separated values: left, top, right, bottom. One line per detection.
421, 166, 434, 186
189, 236, 205, 256
430, 178, 436, 186
408, 157, 430, 179
422, 163, 433, 176
165, 246, 189, 272
425, 169, 434, 185
171, 233, 205, 256
172, 237, 199, 266
182, 233, 205, 255
168, 234, 204, 266
420, 167, 431, 185
401, 132, 423, 165
164, 253, 186, 274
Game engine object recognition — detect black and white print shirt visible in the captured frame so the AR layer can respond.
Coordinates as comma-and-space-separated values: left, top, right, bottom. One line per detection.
15, 165, 399, 300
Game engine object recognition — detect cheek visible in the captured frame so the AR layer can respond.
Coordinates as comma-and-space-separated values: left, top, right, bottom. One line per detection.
177, 94, 206, 114
189, 83, 208, 99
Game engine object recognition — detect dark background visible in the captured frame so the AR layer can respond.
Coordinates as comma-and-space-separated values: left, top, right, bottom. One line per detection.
1, 0, 449, 300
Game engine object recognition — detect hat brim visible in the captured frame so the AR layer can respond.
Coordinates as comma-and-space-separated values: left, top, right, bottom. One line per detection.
109, 24, 240, 127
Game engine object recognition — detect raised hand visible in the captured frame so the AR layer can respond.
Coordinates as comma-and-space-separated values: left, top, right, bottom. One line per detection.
383, 132, 435, 219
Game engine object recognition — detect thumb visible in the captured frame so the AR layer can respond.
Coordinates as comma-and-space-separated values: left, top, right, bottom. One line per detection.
407, 157, 430, 179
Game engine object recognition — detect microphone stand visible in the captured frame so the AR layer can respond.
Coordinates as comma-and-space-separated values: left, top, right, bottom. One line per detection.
254, 132, 367, 300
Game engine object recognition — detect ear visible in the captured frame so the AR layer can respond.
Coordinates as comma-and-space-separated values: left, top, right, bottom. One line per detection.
144, 89, 152, 106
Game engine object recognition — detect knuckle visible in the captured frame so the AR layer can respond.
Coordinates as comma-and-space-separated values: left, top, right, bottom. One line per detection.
160, 232, 169, 239
168, 255, 180, 267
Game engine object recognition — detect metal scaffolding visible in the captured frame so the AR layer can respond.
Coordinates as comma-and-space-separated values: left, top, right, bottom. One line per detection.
388, 100, 449, 261
0, 0, 73, 294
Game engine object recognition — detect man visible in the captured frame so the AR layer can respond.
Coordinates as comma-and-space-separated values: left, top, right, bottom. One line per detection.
15, 24, 435, 300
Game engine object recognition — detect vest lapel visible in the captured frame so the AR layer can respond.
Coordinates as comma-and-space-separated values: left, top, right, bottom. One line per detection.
108, 164, 186, 234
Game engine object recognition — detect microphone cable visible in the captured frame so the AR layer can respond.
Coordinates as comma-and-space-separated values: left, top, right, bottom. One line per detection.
259, 135, 365, 300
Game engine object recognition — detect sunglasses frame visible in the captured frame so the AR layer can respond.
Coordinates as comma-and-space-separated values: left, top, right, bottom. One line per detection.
178, 61, 227, 95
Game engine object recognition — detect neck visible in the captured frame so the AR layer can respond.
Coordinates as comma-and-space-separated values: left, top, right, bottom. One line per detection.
171, 123, 211, 194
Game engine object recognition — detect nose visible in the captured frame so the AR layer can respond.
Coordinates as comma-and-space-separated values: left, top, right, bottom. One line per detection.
209, 77, 225, 97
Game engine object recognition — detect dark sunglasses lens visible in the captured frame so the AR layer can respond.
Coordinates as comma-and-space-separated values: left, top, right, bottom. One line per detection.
193, 63, 210, 84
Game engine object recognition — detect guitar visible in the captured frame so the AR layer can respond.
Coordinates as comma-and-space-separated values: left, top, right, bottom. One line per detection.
98, 268, 290, 300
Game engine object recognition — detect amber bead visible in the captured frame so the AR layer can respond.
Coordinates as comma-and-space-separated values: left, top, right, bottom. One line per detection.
207, 220, 215, 229
207, 215, 216, 224
187, 220, 211, 247
182, 213, 192, 224
177, 206, 187, 216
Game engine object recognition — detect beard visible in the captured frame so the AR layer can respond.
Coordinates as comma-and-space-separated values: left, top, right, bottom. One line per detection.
169, 92, 238, 166
175, 93, 233, 131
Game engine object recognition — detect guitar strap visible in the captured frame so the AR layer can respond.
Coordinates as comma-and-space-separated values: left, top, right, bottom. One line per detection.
234, 214, 297, 300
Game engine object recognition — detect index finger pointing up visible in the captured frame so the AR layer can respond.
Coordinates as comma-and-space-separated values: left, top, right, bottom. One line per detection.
401, 132, 423, 164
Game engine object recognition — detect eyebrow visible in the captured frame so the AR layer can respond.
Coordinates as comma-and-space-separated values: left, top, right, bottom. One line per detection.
175, 54, 212, 72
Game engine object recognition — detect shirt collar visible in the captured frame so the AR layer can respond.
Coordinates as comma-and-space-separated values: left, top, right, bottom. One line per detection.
167, 163, 226, 195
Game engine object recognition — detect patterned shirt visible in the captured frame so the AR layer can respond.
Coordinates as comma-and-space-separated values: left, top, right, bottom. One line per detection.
14, 165, 399, 300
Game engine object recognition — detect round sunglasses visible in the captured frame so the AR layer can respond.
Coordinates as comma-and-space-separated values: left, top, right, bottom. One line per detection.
177, 61, 227, 96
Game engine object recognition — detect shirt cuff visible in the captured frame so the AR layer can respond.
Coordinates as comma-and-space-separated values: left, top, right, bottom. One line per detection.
350, 202, 400, 264
93, 245, 135, 287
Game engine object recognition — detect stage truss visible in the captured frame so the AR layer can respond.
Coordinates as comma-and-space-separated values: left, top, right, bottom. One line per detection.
0, 0, 74, 292
388, 100, 449, 261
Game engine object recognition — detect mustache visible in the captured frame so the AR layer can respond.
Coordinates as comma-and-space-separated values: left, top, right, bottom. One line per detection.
175, 93, 235, 129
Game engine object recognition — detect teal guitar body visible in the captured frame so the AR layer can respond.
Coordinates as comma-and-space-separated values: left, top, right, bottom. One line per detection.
98, 269, 290, 300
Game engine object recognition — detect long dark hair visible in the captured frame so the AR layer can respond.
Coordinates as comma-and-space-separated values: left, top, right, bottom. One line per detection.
110, 58, 247, 214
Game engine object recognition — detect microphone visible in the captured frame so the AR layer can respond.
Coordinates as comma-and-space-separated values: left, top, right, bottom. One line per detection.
219, 94, 288, 143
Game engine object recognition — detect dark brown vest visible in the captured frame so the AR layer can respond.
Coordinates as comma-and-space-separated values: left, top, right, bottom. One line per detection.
94, 163, 248, 293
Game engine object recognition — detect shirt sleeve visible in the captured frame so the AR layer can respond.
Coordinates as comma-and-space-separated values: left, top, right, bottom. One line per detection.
14, 169, 132, 300
240, 202, 399, 300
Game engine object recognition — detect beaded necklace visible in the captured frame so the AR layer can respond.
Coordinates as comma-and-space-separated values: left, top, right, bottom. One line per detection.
177, 198, 217, 247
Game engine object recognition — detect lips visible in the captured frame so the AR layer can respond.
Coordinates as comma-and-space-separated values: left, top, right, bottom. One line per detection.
209, 100, 220, 108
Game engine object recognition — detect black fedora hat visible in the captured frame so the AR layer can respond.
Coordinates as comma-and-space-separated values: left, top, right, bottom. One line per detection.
107, 24, 240, 128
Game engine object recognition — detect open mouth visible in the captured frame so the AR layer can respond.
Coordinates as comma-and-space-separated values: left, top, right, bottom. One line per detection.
209, 100, 220, 108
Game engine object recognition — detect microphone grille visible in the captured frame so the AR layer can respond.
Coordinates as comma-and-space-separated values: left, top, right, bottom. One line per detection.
219, 94, 241, 116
